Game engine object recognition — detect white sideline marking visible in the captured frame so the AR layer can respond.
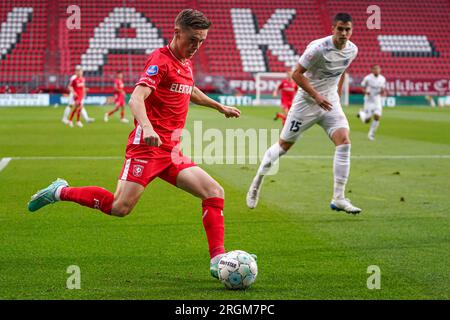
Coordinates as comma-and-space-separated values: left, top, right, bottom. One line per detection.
0, 157, 12, 172
6, 155, 450, 161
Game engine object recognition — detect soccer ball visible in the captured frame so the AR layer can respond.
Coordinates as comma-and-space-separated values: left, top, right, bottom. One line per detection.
218, 250, 258, 290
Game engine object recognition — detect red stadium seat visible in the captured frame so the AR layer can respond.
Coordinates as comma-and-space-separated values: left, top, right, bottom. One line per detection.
0, 0, 449, 92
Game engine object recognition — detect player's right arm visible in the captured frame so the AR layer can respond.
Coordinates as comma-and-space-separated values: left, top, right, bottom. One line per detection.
361, 76, 369, 95
128, 85, 161, 147
273, 83, 281, 97
292, 63, 332, 111
68, 82, 76, 98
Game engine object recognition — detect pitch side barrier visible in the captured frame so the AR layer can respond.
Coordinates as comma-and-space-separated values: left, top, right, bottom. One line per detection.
0, 94, 447, 107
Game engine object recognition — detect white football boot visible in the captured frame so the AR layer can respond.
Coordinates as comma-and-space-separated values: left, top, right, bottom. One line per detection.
246, 175, 264, 209
76, 121, 84, 128
330, 198, 362, 215
357, 109, 367, 123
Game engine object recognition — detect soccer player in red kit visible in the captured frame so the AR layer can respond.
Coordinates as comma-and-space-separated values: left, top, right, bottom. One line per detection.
28, 9, 248, 279
67, 65, 86, 128
273, 70, 298, 126
104, 70, 129, 123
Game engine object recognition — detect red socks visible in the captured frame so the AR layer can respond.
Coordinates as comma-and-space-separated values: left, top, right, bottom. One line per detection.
69, 107, 81, 121
276, 112, 287, 125
108, 106, 120, 116
202, 197, 225, 258
108, 106, 125, 119
60, 186, 114, 214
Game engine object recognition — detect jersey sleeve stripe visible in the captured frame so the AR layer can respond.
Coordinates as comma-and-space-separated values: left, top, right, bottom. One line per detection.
136, 78, 157, 90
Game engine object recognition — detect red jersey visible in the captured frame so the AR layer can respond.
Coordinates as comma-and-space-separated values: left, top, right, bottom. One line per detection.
126, 45, 194, 158
69, 75, 85, 100
114, 78, 125, 97
278, 79, 298, 108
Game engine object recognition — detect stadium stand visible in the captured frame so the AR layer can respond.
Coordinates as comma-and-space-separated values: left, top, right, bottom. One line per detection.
1, 0, 449, 93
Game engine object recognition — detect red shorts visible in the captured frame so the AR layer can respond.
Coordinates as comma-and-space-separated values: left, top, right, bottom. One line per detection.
281, 102, 292, 113
74, 97, 84, 107
115, 94, 125, 107
118, 148, 196, 187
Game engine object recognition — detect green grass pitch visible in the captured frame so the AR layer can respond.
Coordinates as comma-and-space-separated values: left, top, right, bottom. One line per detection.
0, 104, 449, 299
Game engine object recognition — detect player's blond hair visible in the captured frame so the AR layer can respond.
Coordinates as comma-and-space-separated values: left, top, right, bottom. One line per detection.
175, 9, 211, 30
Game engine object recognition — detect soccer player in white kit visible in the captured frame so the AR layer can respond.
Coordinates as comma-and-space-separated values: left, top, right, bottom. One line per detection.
247, 13, 361, 214
358, 65, 386, 140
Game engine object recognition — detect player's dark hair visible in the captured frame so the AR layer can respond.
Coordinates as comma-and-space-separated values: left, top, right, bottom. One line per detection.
333, 13, 353, 25
117, 70, 123, 74
175, 9, 211, 30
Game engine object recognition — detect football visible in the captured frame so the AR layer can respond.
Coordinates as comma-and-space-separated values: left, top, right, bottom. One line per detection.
218, 250, 258, 290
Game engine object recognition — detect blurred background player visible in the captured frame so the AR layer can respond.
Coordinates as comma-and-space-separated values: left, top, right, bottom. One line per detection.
104, 71, 129, 123
28, 9, 248, 280
358, 65, 387, 140
272, 70, 298, 126
67, 65, 87, 127
62, 65, 94, 126
247, 13, 361, 214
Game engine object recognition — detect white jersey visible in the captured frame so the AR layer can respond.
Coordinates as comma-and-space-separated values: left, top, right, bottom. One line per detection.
297, 35, 358, 102
361, 73, 386, 104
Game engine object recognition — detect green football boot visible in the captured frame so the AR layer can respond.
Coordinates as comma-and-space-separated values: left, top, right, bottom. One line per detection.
28, 178, 69, 212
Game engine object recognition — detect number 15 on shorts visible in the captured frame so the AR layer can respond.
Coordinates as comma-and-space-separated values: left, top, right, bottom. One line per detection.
289, 120, 302, 132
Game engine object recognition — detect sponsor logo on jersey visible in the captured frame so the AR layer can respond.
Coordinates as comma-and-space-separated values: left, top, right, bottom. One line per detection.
146, 65, 159, 76
170, 83, 193, 95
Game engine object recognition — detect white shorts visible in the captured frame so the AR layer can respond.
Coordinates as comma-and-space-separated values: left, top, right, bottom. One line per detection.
280, 96, 349, 142
363, 100, 382, 117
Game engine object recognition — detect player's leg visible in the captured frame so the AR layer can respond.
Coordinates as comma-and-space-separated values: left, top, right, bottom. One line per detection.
368, 107, 382, 140
320, 108, 361, 214
81, 105, 95, 123
274, 104, 286, 122
247, 102, 317, 209
60, 180, 144, 217
358, 101, 372, 124
28, 178, 145, 217
105, 103, 120, 122
28, 157, 148, 216
63, 94, 74, 124
120, 105, 129, 123
68, 104, 80, 127
167, 166, 225, 256
75, 106, 83, 127
159, 164, 226, 278
62, 105, 72, 124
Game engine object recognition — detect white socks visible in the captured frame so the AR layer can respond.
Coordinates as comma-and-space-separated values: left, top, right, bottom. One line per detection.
54, 185, 65, 201
333, 144, 351, 200
81, 107, 89, 121
358, 110, 367, 123
369, 120, 379, 136
256, 143, 287, 177
62, 106, 71, 121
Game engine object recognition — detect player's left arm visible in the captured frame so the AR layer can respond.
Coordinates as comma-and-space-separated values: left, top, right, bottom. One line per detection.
338, 72, 346, 97
381, 78, 388, 96
190, 86, 240, 118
